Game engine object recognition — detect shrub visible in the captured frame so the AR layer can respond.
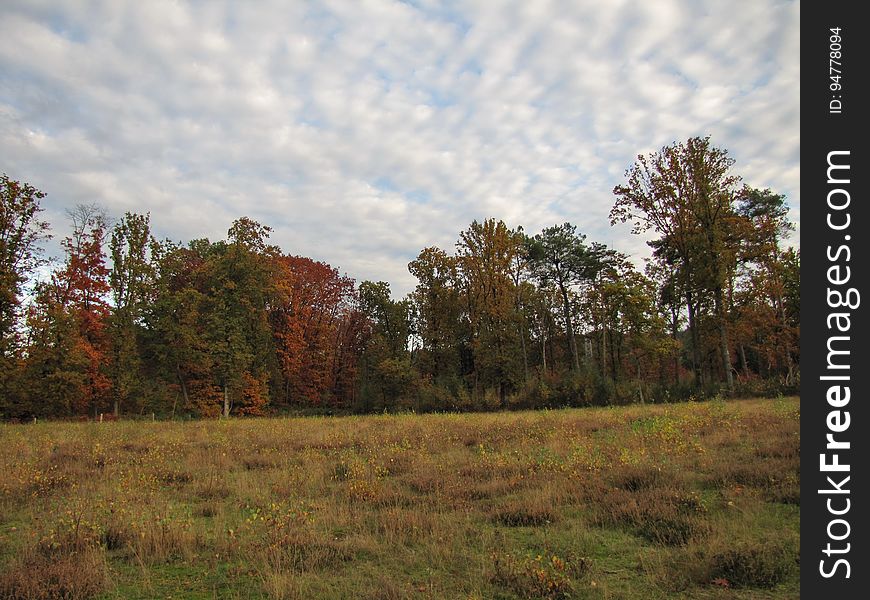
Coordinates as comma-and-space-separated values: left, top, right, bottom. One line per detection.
490, 551, 591, 599
508, 379, 554, 411
492, 502, 556, 527
591, 487, 709, 546
413, 380, 459, 413
609, 464, 664, 492
0, 550, 108, 600
550, 369, 601, 407
709, 543, 794, 588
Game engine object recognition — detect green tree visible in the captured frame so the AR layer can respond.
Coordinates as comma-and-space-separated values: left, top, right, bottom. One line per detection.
22, 282, 90, 417
358, 281, 412, 359
0, 174, 50, 355
357, 281, 415, 409
204, 218, 278, 417
645, 259, 686, 387
408, 246, 462, 382
108, 212, 155, 415
145, 239, 212, 417
525, 223, 603, 373
0, 174, 51, 415
584, 253, 669, 393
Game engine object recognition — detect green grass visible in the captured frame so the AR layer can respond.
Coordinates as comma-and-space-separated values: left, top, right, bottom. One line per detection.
0, 397, 800, 599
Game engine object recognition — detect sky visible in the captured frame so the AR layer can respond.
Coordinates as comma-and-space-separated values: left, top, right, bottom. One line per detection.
1, 0, 800, 297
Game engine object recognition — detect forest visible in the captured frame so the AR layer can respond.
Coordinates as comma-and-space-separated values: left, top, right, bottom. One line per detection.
0, 137, 799, 420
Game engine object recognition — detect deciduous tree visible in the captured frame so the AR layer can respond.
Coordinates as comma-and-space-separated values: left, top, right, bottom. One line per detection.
108, 212, 155, 415
612, 136, 741, 392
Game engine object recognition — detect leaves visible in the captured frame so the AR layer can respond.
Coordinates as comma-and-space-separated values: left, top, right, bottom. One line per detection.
3, 153, 798, 418
0, 174, 51, 356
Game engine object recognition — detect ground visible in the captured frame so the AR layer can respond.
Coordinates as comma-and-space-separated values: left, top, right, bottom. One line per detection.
0, 397, 800, 599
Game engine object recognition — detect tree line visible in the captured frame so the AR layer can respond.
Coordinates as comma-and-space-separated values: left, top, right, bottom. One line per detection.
0, 137, 799, 419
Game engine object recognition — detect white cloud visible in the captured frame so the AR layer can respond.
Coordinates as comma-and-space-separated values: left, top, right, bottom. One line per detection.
0, 0, 799, 296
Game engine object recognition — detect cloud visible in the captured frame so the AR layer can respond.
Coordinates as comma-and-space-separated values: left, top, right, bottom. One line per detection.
0, 0, 799, 296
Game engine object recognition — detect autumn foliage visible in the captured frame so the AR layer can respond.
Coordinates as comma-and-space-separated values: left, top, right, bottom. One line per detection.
0, 143, 799, 418
270, 255, 361, 406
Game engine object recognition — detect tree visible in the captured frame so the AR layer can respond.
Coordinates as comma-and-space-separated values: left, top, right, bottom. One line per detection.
525, 223, 603, 373
108, 212, 155, 415
204, 218, 277, 417
0, 174, 50, 414
780, 248, 799, 331
268, 254, 357, 407
1, 174, 50, 350
408, 246, 462, 382
583, 253, 669, 393
358, 281, 412, 359
357, 281, 415, 408
456, 218, 524, 405
32, 204, 111, 416
145, 239, 212, 417
612, 136, 741, 392
524, 282, 560, 377
646, 259, 686, 387
22, 281, 90, 417
734, 187, 797, 381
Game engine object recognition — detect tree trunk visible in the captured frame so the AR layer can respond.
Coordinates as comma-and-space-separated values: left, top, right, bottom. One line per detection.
714, 286, 734, 393
685, 290, 703, 387
518, 324, 529, 383
223, 384, 230, 418
432, 336, 440, 381
637, 359, 644, 403
670, 305, 680, 386
738, 343, 750, 378
176, 364, 190, 410
609, 329, 618, 383
541, 322, 547, 375
559, 283, 580, 372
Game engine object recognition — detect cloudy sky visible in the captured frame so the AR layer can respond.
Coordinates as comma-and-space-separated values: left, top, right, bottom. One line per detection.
1, 0, 799, 296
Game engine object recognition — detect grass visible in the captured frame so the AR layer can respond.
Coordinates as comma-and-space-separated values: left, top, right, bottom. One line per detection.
0, 396, 800, 599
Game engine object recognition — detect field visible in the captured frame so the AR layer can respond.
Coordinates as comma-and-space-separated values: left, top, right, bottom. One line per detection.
0, 397, 800, 600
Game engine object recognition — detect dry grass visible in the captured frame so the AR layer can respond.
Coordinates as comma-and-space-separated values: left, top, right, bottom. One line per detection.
0, 396, 800, 599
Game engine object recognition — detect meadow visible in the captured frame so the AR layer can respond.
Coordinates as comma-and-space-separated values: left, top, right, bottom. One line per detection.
0, 397, 800, 600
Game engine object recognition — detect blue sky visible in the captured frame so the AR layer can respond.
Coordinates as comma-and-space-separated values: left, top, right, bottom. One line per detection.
1, 0, 799, 296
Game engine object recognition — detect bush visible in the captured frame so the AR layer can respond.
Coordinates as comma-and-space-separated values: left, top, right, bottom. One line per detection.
591, 487, 709, 546
491, 500, 557, 527
709, 543, 794, 588
507, 379, 554, 411
733, 374, 800, 399
490, 551, 591, 599
0, 550, 108, 600
550, 368, 601, 407
413, 380, 458, 412
609, 464, 664, 492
